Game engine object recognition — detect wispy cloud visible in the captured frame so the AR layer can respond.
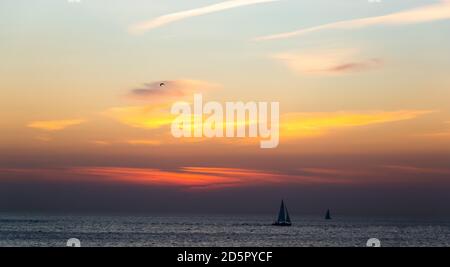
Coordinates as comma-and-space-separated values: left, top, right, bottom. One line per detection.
34, 135, 52, 142
27, 119, 85, 131
273, 49, 382, 75
105, 104, 173, 130
72, 166, 343, 190
90, 140, 111, 146
256, 0, 450, 41
4, 163, 448, 191
126, 139, 162, 146
298, 167, 371, 177
0, 166, 350, 191
130, 0, 278, 34
419, 131, 450, 137
107, 79, 218, 130
128, 79, 218, 103
281, 110, 433, 139
105, 105, 432, 148
383, 165, 450, 175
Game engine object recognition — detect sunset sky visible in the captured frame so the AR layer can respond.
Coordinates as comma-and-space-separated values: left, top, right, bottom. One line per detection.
1, 0, 450, 216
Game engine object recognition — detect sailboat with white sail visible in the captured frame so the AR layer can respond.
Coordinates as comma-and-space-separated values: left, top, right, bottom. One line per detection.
325, 209, 332, 220
272, 200, 292, 226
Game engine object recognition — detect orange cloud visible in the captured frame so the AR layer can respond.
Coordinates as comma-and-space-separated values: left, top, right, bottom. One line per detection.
281, 110, 433, 139
27, 119, 85, 131
126, 139, 162, 146
256, 0, 450, 41
4, 164, 448, 190
71, 166, 342, 190
105, 104, 173, 129
107, 79, 219, 130
104, 107, 432, 146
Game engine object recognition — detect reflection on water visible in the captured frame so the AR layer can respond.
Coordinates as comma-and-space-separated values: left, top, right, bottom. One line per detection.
0, 214, 449, 247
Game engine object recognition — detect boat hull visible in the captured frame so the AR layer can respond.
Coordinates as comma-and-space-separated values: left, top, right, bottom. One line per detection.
272, 222, 292, 226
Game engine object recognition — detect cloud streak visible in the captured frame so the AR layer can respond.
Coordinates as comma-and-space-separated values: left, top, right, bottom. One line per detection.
256, 0, 450, 41
273, 49, 382, 75
3, 163, 448, 192
105, 104, 173, 130
281, 110, 434, 139
69, 166, 346, 190
128, 80, 218, 103
126, 139, 162, 146
130, 0, 278, 34
419, 131, 450, 137
27, 119, 85, 131
104, 105, 432, 147
383, 165, 450, 175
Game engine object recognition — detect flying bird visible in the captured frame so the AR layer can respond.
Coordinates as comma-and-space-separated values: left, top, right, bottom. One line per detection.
160, 82, 165, 87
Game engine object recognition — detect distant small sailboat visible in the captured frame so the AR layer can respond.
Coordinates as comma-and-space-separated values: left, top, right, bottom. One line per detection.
325, 209, 332, 220
272, 200, 292, 226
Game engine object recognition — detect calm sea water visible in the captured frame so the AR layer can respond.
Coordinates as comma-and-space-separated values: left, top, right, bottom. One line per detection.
0, 214, 449, 247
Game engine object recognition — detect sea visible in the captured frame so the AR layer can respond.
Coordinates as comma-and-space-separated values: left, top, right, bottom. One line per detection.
0, 214, 449, 247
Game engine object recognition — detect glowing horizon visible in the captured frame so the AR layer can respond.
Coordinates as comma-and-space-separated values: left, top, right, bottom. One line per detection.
1, 0, 449, 197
